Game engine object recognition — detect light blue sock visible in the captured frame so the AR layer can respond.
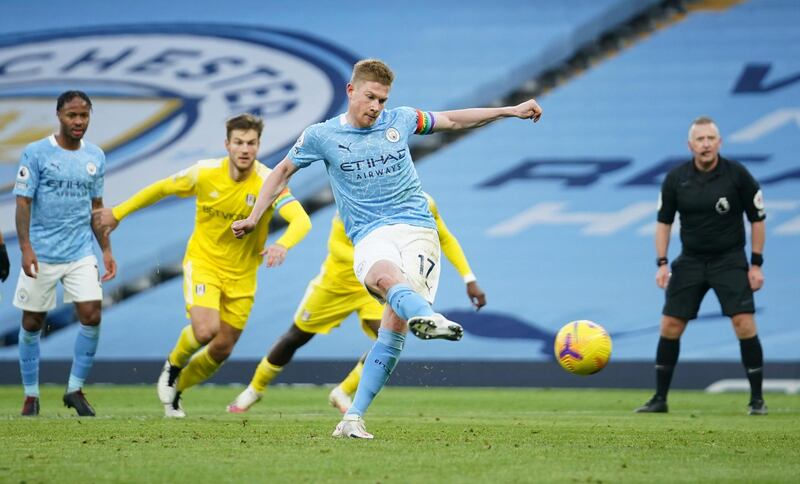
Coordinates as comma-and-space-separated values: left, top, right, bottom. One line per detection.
19, 328, 42, 397
67, 324, 100, 393
386, 283, 434, 321
346, 329, 405, 417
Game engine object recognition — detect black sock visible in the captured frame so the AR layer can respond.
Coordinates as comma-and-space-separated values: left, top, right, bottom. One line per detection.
739, 335, 764, 401
655, 336, 680, 400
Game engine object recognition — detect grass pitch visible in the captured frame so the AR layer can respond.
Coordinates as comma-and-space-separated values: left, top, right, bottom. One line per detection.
1, 385, 798, 483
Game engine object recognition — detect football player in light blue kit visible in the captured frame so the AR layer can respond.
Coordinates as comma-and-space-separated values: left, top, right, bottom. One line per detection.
233, 59, 542, 438
13, 91, 117, 417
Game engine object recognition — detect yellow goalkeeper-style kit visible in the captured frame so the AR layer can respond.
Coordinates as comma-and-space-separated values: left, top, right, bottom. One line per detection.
113, 157, 310, 328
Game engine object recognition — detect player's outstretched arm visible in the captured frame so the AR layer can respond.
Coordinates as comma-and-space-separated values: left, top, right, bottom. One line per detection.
91, 198, 117, 282
261, 200, 312, 267
232, 157, 298, 238
92, 174, 188, 236
15, 196, 38, 278
432, 99, 542, 132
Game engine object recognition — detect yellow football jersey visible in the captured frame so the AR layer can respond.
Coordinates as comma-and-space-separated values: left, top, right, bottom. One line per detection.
114, 157, 297, 278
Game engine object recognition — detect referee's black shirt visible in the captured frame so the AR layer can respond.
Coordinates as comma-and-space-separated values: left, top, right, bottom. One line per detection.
657, 156, 766, 256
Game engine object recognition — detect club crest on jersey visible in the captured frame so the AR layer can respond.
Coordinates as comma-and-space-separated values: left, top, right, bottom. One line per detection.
0, 24, 354, 228
715, 197, 730, 214
86, 162, 97, 175
246, 194, 256, 206
385, 127, 400, 143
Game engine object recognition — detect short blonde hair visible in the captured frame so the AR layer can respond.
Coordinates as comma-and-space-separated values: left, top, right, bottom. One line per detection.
351, 58, 394, 86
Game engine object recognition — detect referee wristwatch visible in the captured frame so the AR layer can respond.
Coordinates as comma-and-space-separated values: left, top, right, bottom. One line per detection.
656, 257, 668, 267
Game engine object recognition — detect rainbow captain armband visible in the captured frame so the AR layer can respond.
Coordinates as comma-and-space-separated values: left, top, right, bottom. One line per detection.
414, 109, 435, 134
273, 189, 295, 210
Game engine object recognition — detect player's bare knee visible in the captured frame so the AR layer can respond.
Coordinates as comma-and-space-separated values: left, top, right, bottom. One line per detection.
365, 261, 403, 294
192, 325, 217, 344
21, 312, 46, 332
660, 316, 686, 339
207, 337, 234, 362
75, 302, 101, 326
731, 313, 757, 338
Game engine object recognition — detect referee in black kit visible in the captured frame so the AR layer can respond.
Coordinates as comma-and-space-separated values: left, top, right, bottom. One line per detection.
636, 116, 767, 416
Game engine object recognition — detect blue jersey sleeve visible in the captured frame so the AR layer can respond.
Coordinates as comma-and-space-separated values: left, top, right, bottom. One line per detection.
394, 107, 419, 138
396, 106, 436, 136
287, 126, 322, 169
91, 150, 106, 199
13, 146, 39, 198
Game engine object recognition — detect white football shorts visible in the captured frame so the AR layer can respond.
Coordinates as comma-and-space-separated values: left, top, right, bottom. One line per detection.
13, 254, 102, 312
353, 224, 441, 304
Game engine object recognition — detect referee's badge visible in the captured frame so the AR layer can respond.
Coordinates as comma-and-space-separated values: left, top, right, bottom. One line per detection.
195, 284, 206, 296
385, 127, 400, 143
715, 197, 730, 214
246, 194, 256, 206
753, 189, 765, 210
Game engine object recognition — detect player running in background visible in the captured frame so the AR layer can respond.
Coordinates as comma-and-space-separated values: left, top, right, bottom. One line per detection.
232, 58, 541, 438
227, 192, 486, 414
13, 90, 116, 417
93, 114, 311, 417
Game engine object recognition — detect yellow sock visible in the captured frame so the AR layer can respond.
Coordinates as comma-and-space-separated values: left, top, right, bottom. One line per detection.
168, 325, 201, 368
250, 357, 283, 393
176, 348, 221, 392
338, 360, 364, 395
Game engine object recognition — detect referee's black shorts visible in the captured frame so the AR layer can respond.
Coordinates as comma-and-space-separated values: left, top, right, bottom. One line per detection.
663, 250, 755, 321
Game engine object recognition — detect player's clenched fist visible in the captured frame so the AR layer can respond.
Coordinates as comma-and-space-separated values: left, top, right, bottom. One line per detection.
232, 218, 256, 238
511, 99, 542, 123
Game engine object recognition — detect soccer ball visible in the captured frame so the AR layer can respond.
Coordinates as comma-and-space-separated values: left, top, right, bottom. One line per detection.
554, 320, 612, 375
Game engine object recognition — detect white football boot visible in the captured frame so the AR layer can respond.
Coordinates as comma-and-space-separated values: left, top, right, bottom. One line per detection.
157, 360, 181, 404
164, 392, 186, 418
328, 386, 353, 414
226, 385, 263, 414
408, 313, 464, 341
332, 414, 373, 439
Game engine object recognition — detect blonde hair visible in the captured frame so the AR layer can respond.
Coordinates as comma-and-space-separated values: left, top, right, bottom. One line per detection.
351, 58, 394, 86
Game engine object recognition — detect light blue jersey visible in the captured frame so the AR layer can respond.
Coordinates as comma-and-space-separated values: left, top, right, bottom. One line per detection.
13, 135, 105, 263
288, 106, 437, 244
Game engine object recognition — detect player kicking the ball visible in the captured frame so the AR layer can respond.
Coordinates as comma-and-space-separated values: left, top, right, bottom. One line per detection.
227, 192, 486, 414
232, 59, 541, 438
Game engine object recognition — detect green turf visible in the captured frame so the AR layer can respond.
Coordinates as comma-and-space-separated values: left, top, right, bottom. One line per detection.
1, 385, 798, 483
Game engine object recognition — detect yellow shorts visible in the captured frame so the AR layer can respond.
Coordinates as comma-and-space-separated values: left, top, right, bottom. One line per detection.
183, 259, 256, 330
293, 273, 383, 339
